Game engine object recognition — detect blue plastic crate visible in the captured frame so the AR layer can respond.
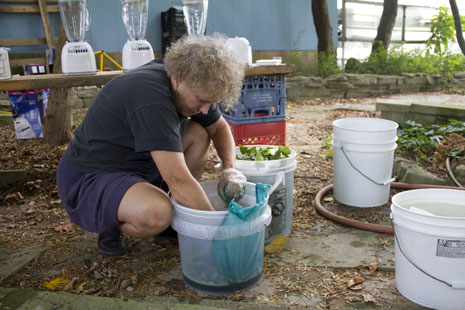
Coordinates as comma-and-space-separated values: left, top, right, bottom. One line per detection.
221, 75, 286, 124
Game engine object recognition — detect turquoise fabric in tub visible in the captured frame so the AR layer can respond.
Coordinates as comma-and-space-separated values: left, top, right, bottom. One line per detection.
214, 183, 272, 285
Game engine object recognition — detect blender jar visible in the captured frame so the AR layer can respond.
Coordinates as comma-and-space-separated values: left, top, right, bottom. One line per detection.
182, 0, 208, 36
121, 0, 148, 41
58, 0, 90, 42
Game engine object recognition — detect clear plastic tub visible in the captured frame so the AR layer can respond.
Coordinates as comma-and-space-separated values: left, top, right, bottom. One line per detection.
171, 181, 271, 294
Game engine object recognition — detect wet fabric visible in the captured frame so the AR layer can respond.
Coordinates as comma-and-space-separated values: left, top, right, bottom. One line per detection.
214, 183, 271, 285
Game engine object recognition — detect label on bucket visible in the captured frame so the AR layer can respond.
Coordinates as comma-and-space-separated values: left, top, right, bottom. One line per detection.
265, 187, 287, 240
436, 239, 465, 258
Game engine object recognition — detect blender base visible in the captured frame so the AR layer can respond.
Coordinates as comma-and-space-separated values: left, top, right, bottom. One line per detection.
61, 41, 97, 75
122, 40, 154, 71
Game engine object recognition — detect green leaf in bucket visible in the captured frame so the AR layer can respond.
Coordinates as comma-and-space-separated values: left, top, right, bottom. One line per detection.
237, 145, 290, 161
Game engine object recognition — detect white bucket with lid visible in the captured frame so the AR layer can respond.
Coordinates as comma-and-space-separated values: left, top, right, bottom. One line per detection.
171, 180, 272, 294
235, 145, 297, 242
332, 118, 398, 207
391, 189, 465, 310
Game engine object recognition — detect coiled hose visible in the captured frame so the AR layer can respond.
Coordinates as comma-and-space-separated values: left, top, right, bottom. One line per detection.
314, 181, 465, 234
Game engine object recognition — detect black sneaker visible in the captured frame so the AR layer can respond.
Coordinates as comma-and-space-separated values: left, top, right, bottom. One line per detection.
153, 225, 178, 245
98, 227, 127, 256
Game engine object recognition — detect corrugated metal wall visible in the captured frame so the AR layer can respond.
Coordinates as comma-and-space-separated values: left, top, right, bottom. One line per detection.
0, 0, 338, 54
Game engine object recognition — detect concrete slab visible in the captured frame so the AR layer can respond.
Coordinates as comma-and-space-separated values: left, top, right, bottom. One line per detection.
284, 230, 394, 270
0, 287, 225, 310
0, 246, 45, 283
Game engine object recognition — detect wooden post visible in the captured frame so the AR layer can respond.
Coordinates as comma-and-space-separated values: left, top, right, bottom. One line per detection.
45, 20, 74, 146
44, 87, 74, 145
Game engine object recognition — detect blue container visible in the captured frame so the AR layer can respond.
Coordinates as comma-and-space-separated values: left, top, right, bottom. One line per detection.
221, 75, 286, 124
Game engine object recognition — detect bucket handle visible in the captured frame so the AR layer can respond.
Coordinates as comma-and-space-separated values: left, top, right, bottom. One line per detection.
268, 171, 285, 195
340, 146, 395, 186
392, 222, 465, 290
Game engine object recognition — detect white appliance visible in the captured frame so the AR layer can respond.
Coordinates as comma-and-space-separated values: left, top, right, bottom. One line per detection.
182, 0, 208, 36
121, 0, 154, 71
58, 0, 96, 75
225, 37, 252, 66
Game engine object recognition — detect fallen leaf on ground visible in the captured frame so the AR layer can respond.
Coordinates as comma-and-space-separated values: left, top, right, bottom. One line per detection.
347, 276, 364, 288
43, 277, 70, 290
265, 235, 290, 254
369, 262, 378, 273
362, 293, 377, 303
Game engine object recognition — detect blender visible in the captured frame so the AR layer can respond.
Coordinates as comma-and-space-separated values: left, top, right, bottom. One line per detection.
182, 0, 208, 36
58, 0, 96, 75
121, 0, 154, 71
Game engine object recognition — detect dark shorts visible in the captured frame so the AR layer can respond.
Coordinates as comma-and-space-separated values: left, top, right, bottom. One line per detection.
56, 159, 168, 234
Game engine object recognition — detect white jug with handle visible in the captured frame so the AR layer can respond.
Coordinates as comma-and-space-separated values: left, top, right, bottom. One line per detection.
225, 37, 252, 66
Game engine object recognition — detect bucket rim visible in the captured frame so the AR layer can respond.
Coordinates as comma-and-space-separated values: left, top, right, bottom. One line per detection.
171, 180, 269, 216
392, 189, 465, 220
332, 134, 398, 145
332, 117, 399, 132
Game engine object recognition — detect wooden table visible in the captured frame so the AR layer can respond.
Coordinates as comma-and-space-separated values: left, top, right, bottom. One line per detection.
0, 64, 295, 91
0, 64, 295, 144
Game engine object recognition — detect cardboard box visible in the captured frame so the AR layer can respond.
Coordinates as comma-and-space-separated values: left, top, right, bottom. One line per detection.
8, 89, 49, 139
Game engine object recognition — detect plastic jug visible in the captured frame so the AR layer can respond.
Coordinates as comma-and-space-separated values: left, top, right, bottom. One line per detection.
225, 37, 252, 66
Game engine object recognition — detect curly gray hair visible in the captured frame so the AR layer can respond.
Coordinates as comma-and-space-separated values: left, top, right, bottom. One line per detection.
164, 34, 244, 109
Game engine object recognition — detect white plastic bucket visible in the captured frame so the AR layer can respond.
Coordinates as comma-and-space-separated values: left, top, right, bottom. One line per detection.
235, 145, 297, 243
332, 118, 398, 207
391, 189, 465, 310
171, 180, 272, 294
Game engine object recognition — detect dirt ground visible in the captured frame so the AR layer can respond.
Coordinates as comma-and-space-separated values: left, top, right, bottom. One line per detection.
0, 95, 455, 307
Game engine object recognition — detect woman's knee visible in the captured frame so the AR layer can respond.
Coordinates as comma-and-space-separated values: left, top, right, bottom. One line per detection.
138, 199, 172, 235
118, 183, 173, 237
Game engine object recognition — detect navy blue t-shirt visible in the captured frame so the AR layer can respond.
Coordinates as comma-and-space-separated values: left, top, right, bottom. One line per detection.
62, 61, 221, 174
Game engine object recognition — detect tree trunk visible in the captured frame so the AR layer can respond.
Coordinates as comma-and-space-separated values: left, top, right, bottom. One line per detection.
450, 0, 465, 56
371, 0, 398, 54
311, 0, 334, 53
44, 22, 75, 146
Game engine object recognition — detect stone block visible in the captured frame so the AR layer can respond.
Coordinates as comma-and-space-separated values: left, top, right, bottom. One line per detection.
325, 74, 348, 82
410, 103, 465, 119
376, 100, 411, 113
0, 170, 27, 187
325, 81, 353, 89
404, 75, 428, 85
75, 86, 100, 99
377, 75, 399, 85
344, 73, 378, 86
345, 89, 372, 98
394, 157, 447, 185
0, 113, 12, 125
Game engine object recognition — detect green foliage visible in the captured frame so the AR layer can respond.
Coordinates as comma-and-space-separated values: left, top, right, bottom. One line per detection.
397, 120, 465, 159
320, 134, 333, 158
318, 50, 341, 78
288, 30, 308, 75
344, 44, 465, 79
426, 5, 456, 56
342, 5, 465, 79
237, 145, 291, 161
